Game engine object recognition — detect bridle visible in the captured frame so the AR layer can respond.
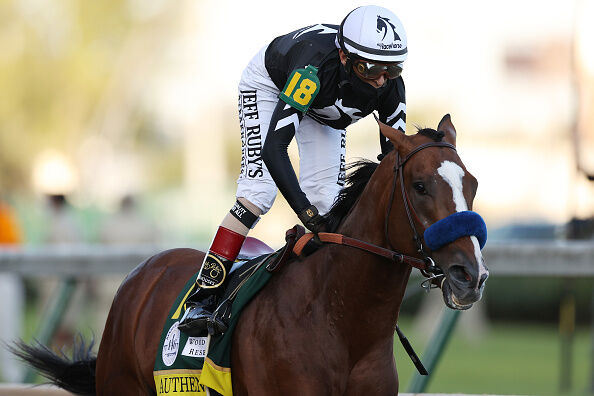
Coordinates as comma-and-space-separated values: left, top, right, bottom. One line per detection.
385, 141, 457, 281
293, 141, 457, 284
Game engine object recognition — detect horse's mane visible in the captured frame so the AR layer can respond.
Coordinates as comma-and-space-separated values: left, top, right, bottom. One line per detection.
324, 159, 379, 232
323, 128, 444, 231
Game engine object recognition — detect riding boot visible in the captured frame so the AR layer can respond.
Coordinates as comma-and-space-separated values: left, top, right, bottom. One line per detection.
178, 252, 234, 336
178, 226, 245, 336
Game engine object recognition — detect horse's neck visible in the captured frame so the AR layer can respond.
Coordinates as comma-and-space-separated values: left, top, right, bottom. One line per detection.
323, 162, 413, 333
339, 160, 409, 250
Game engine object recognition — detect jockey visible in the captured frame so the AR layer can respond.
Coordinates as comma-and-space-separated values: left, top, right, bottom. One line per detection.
179, 5, 408, 336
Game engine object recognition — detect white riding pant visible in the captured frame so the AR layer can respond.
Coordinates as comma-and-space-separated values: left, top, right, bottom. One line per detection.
236, 46, 346, 216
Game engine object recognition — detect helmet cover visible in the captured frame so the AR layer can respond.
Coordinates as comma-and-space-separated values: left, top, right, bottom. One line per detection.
338, 5, 407, 63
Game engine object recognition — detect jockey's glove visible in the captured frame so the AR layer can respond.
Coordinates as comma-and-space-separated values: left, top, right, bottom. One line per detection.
298, 205, 327, 234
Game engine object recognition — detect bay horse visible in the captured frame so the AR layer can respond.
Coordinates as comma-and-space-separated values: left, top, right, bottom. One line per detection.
13, 115, 488, 395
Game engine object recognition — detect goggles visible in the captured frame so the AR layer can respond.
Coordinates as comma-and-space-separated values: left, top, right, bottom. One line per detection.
352, 59, 403, 80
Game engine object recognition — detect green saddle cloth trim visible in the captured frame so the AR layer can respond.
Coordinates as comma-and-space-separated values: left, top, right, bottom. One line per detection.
153, 255, 273, 395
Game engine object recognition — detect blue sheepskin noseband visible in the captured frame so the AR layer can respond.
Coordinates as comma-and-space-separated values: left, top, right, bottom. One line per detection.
423, 211, 487, 251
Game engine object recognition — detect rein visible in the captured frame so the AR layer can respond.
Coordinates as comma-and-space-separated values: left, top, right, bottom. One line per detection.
293, 232, 431, 271
291, 143, 456, 378
290, 142, 459, 377
291, 141, 464, 377
293, 142, 457, 277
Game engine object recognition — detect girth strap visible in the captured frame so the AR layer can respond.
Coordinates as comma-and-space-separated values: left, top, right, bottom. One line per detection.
293, 232, 432, 272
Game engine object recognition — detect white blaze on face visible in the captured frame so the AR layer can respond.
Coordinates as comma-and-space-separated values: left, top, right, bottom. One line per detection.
437, 161, 489, 290
437, 161, 466, 212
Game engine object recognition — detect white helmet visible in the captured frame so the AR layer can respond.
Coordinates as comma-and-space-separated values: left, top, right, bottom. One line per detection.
337, 5, 407, 63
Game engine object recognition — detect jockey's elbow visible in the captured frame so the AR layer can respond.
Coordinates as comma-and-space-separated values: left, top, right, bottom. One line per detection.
261, 141, 290, 170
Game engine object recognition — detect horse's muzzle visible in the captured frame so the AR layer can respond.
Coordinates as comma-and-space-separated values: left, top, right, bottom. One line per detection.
442, 265, 489, 309
441, 280, 474, 310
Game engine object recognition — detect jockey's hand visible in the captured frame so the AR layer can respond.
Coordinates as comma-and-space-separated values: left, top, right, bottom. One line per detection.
298, 205, 327, 234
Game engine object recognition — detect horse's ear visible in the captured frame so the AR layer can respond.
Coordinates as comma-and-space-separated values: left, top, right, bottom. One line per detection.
374, 114, 407, 148
437, 114, 456, 146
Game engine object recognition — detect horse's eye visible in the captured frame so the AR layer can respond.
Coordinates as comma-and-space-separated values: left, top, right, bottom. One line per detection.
413, 182, 427, 195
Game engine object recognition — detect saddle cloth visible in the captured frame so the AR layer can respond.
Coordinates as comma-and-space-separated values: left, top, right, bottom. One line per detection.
153, 250, 275, 396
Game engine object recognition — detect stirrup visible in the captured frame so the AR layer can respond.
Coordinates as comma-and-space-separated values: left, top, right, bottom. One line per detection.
178, 292, 231, 336
178, 293, 215, 334
206, 316, 228, 336
178, 305, 212, 336
178, 305, 229, 336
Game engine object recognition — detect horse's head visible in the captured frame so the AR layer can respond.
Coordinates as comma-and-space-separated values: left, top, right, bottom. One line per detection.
378, 115, 489, 310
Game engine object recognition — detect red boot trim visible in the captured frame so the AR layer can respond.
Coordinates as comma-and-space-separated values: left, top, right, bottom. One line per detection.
210, 227, 245, 261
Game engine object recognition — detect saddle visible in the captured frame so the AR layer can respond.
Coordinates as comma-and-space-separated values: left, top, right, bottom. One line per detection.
210, 225, 306, 327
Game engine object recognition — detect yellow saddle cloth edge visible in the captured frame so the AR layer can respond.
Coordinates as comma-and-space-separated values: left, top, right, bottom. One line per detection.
200, 357, 232, 395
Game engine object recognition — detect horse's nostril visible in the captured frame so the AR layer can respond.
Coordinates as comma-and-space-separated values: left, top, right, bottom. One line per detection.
449, 265, 473, 285
478, 273, 488, 289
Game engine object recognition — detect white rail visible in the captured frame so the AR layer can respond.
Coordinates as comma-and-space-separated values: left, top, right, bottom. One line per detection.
0, 241, 592, 277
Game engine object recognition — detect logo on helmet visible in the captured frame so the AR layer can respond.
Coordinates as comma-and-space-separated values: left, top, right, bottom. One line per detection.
376, 15, 400, 42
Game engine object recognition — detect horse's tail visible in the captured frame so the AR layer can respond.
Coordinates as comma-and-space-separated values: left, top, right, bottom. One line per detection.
10, 336, 96, 395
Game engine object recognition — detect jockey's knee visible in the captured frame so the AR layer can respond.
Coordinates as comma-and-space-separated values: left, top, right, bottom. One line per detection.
236, 180, 277, 215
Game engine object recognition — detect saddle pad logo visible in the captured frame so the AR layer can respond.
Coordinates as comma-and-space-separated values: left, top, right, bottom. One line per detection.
181, 337, 208, 358
162, 321, 181, 367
